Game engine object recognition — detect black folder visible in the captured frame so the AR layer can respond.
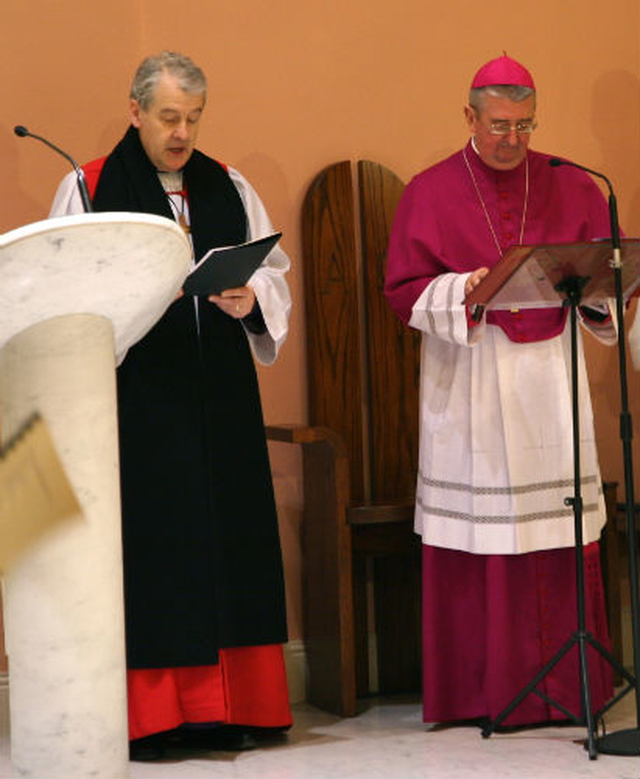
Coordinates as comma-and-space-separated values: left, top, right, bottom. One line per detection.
183, 232, 282, 296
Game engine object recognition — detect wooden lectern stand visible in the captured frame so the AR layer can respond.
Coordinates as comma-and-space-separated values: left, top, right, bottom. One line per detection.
465, 237, 640, 315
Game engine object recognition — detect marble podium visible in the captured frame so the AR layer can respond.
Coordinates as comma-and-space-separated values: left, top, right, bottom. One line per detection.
0, 213, 191, 778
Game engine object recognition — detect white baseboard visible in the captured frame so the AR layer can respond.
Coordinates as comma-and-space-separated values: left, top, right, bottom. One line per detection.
283, 639, 307, 705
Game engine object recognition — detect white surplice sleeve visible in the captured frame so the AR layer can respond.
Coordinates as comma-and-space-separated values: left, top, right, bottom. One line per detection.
49, 171, 83, 217
408, 271, 486, 347
228, 166, 291, 365
578, 299, 620, 346
630, 305, 640, 371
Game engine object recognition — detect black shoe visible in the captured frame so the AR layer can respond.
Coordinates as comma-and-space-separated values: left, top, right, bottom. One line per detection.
216, 727, 258, 751
129, 734, 166, 761
178, 725, 258, 751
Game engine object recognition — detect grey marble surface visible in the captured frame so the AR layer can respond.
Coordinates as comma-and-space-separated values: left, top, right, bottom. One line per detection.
0, 212, 190, 360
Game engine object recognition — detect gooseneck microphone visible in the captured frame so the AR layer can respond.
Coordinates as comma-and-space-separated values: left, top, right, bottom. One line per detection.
14, 125, 93, 213
549, 156, 620, 264
549, 157, 640, 761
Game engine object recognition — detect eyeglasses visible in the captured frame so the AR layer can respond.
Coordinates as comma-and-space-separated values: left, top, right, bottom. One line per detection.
487, 119, 537, 136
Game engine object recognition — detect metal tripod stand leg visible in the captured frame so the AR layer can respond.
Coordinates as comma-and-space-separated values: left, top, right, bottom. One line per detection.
481, 276, 628, 759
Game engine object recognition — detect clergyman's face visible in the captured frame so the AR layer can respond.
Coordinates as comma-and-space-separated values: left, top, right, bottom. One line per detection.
464, 93, 536, 171
129, 72, 205, 172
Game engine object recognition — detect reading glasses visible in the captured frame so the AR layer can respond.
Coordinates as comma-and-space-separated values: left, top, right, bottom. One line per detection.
488, 119, 537, 136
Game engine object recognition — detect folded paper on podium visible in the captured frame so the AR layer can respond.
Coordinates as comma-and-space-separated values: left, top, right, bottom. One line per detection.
464, 238, 640, 314
0, 415, 81, 570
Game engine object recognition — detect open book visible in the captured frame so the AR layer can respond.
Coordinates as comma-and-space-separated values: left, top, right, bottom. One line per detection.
183, 232, 282, 296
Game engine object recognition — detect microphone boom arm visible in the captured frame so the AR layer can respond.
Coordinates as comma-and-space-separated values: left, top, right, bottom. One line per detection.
14, 125, 93, 213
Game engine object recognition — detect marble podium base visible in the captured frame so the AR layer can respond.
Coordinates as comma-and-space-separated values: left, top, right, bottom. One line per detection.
0, 211, 191, 778
0, 314, 128, 778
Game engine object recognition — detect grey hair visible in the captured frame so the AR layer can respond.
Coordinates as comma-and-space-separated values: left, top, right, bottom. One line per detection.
469, 84, 535, 112
130, 51, 207, 110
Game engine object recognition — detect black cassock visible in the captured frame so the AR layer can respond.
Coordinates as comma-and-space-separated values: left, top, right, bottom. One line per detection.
92, 127, 287, 668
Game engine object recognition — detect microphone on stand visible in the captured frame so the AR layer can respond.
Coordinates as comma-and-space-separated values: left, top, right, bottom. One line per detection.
14, 125, 93, 213
549, 157, 620, 263
550, 159, 640, 757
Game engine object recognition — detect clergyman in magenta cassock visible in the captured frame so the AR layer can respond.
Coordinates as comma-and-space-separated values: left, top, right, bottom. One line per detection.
385, 54, 616, 726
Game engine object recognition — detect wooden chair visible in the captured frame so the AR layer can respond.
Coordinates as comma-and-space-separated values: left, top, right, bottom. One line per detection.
266, 160, 422, 716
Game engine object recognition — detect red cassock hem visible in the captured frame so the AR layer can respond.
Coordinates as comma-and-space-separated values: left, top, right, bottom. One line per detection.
127, 644, 292, 741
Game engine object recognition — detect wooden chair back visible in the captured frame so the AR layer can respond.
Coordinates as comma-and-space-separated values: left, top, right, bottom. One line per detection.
302, 160, 421, 505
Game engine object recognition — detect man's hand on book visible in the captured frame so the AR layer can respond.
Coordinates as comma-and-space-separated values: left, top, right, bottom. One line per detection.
464, 267, 489, 296
209, 286, 256, 319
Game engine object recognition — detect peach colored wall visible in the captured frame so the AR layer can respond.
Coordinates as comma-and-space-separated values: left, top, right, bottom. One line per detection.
1, 1, 638, 660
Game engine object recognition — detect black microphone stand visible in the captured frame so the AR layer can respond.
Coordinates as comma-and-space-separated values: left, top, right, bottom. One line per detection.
592, 178, 640, 758
13, 125, 93, 213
